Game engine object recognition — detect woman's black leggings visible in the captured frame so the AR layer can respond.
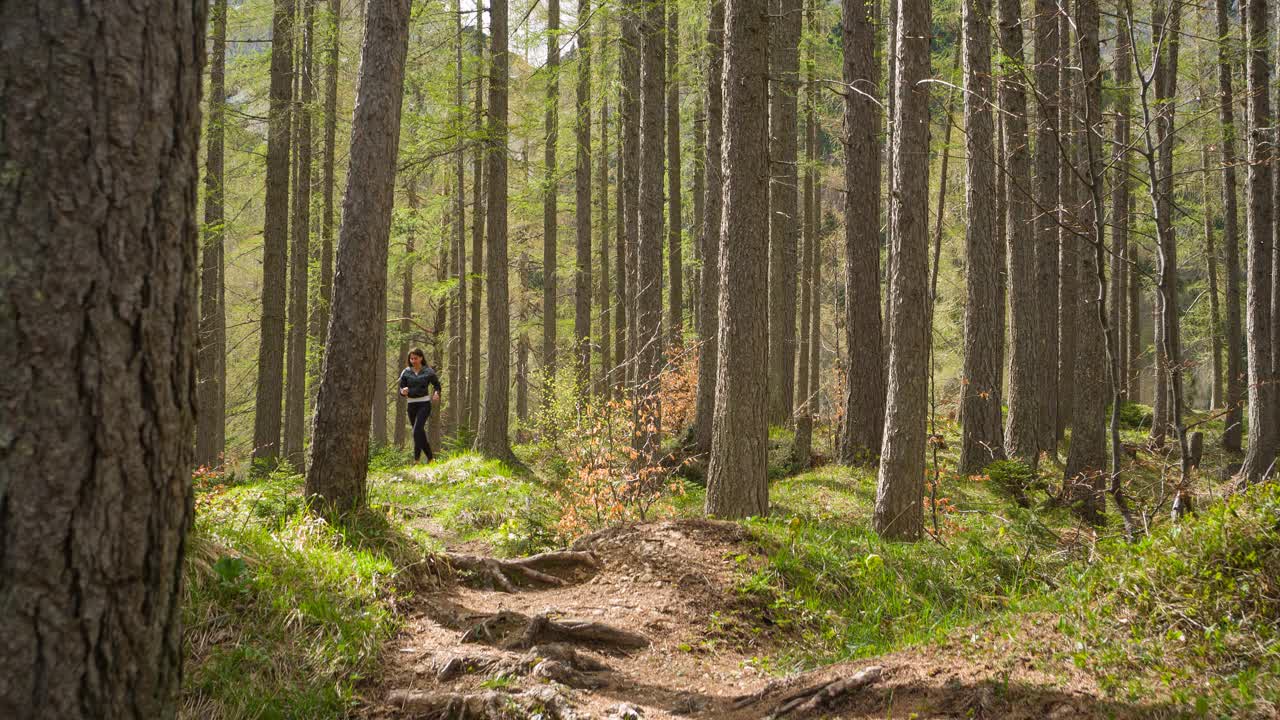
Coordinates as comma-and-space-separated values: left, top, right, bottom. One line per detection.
406, 401, 433, 462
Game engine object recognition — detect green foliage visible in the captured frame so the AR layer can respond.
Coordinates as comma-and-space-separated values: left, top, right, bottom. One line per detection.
983, 458, 1041, 499
1112, 402, 1155, 430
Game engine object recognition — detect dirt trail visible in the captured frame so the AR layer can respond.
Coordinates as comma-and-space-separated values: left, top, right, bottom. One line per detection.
362, 520, 1180, 719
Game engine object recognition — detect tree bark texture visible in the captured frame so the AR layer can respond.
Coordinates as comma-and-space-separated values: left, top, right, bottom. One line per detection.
1218, 0, 1245, 450
544, 0, 561, 383
199, 0, 229, 469
694, 0, 725, 455
636, 0, 667, 426
768, 0, 802, 426
285, 0, 317, 469
1033, 0, 1061, 453
668, 4, 684, 348
576, 6, 594, 390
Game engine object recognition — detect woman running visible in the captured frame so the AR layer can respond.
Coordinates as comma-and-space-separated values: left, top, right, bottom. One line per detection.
398, 348, 442, 463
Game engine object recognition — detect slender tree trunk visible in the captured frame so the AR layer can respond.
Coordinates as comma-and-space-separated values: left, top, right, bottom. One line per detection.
576, 4, 594, 390
0, 1, 202, 713
431, 224, 451, 451
468, 12, 486, 434
1111, 5, 1131, 405
371, 293, 389, 444
794, 17, 819, 467
636, 0, 667, 444
452, 0, 468, 436
1033, 0, 1060, 454
615, 103, 629, 399
622, 0, 642, 389
874, 0, 931, 540
692, 99, 706, 338
767, 0, 802, 425
254, 0, 296, 464
199, 0, 229, 469
694, 0, 725, 455
1218, 0, 1244, 449
306, 0, 411, 511
395, 180, 420, 450
1057, 15, 1078, 442
1204, 147, 1225, 409
517, 255, 532, 432
314, 0, 340, 390
600, 97, 613, 396
668, 3, 684, 348
839, 0, 886, 464
998, 0, 1037, 465
285, 0, 316, 469
1241, 0, 1279, 481
479, 0, 514, 459
706, 0, 770, 518
544, 0, 560, 386
1065, 0, 1108, 523
959, 0, 1005, 474
1128, 199, 1142, 401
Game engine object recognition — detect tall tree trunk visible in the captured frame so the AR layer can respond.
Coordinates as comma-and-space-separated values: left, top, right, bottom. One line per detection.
544, 0, 560, 386
479, 0, 514, 459
452, 0, 468, 436
1002, 0, 1038, 465
767, 0, 802, 426
1218, 0, 1244, 450
576, 5, 594, 390
395, 180, 420, 450
1241, 0, 1279, 481
1065, 0, 1108, 522
706, 0, 771, 518
636, 0, 667, 443
1204, 147, 1225, 410
599, 98, 613, 396
1128, 200, 1142, 402
622, 0, 642, 389
615, 104, 629, 398
959, 0, 1005, 474
874, 0, 931, 540
694, 0, 725, 455
431, 224, 451, 451
371, 291, 389, 444
254, 0, 296, 464
1057, 14, 1078, 442
468, 12, 486, 434
0, 1, 202, 713
692, 99, 706, 337
1111, 4, 1131, 405
306, 0, 410, 511
199, 0, 229, 469
1033, 0, 1060, 454
517, 254, 532, 432
314, 0, 340, 392
286, 0, 317, 469
668, 3, 684, 348
839, 0, 886, 464
794, 18, 819, 468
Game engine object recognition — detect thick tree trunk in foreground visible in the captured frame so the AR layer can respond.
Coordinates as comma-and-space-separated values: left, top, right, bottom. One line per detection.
1218, 0, 1244, 450
1241, 0, 1278, 481
306, 0, 411, 511
254, 0, 296, 464
959, 0, 1005, 474
199, 0, 229, 469
706, 0, 770, 518
544, 0, 560, 385
285, 0, 317, 469
839, 0, 885, 464
768, 0, 802, 426
874, 0, 931, 540
1001, 0, 1038, 465
576, 8, 594, 389
694, 0, 725, 455
479, 0, 514, 459
1033, 0, 1060, 454
0, 0, 203, 714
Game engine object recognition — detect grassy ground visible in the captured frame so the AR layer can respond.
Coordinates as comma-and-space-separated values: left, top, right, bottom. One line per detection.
183, 409, 1279, 718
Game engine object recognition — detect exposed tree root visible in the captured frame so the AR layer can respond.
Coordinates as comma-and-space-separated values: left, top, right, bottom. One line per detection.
387, 686, 569, 720
432, 642, 610, 689
461, 610, 649, 653
733, 666, 883, 719
445, 551, 600, 592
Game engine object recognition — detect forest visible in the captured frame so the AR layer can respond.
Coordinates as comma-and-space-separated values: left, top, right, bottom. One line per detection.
2, 0, 1280, 716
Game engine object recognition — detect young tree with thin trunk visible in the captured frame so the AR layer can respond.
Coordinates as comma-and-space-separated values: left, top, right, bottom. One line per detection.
694, 0, 725, 455
615, 106, 629, 398
767, 0, 802, 426
575, 1, 594, 389
794, 20, 819, 467
959, 0, 1006, 475
706, 0, 770, 518
452, 0, 468, 432
286, 0, 317, 470
839, 0, 885, 464
668, 3, 684, 348
1218, 0, 1244, 450
1111, 5, 1131, 406
0, 2, 203, 713
599, 98, 613, 395
622, 0, 642, 388
544, 0, 561, 386
1241, 0, 1278, 482
1057, 21, 1078, 442
1033, 0, 1060, 454
1002, 0, 1039, 465
1204, 147, 1225, 409
692, 99, 706, 337
479, 0, 515, 459
874, 0, 931, 540
254, 0, 296, 464
468, 12, 486, 434
314, 0, 341, 381
636, 0, 666, 441
395, 180, 420, 449
306, 0, 412, 512
199, 0, 229, 469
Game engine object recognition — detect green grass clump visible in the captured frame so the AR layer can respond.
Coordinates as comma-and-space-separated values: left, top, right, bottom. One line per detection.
1053, 481, 1280, 715
183, 470, 424, 720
